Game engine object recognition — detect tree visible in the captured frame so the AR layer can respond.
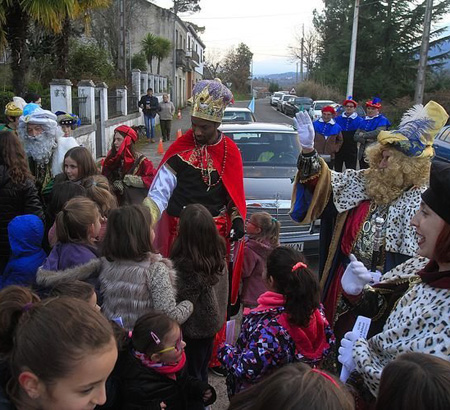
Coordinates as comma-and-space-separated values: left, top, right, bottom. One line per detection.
171, 0, 201, 14
204, 48, 223, 79
154, 37, 172, 74
131, 52, 147, 71
0, 0, 73, 94
141, 33, 157, 73
289, 29, 320, 79
311, 0, 450, 101
222, 43, 253, 94
268, 82, 280, 93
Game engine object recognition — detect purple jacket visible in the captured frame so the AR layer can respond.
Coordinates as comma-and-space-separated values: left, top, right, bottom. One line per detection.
41, 242, 98, 271
241, 238, 273, 307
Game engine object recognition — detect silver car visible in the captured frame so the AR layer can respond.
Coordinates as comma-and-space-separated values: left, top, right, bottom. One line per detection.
219, 122, 319, 257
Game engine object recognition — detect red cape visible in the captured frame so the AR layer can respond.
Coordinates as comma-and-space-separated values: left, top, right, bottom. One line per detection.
158, 128, 246, 220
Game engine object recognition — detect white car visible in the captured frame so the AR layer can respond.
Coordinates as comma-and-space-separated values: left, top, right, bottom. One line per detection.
222, 107, 256, 123
270, 91, 286, 106
309, 100, 337, 121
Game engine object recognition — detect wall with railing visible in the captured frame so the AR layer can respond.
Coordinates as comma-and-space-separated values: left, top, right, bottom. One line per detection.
50, 75, 168, 158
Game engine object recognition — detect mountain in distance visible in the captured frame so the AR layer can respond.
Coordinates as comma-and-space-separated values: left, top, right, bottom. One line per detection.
255, 72, 297, 80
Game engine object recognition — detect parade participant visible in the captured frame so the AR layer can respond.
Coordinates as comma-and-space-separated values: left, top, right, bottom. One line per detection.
335, 96, 363, 171
145, 79, 246, 257
0, 287, 117, 410
16, 104, 64, 193
159, 93, 176, 141
56, 111, 81, 138
0, 131, 43, 273
338, 160, 450, 403
23, 92, 41, 106
312, 105, 343, 169
218, 247, 335, 396
0, 97, 26, 134
290, 101, 448, 324
354, 97, 391, 169
102, 125, 156, 205
138, 88, 160, 143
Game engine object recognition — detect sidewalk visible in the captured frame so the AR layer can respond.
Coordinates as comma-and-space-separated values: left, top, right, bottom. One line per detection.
136, 106, 192, 167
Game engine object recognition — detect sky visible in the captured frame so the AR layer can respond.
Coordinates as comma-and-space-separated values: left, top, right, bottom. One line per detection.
155, 0, 321, 76
155, 0, 450, 76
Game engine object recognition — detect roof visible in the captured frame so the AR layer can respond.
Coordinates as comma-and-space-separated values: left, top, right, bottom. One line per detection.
219, 122, 295, 132
224, 107, 252, 113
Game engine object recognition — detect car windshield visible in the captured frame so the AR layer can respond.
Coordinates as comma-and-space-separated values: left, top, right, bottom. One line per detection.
274, 92, 284, 98
222, 111, 254, 122
294, 97, 313, 105
315, 102, 333, 110
228, 131, 300, 166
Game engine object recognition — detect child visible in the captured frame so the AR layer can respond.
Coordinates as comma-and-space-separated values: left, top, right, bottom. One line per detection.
242, 212, 280, 308
115, 311, 216, 410
82, 175, 117, 242
228, 362, 354, 410
0, 286, 117, 410
36, 197, 102, 291
99, 204, 193, 330
50, 280, 98, 309
376, 353, 450, 410
171, 204, 228, 383
219, 246, 335, 396
46, 181, 87, 246
1, 215, 46, 289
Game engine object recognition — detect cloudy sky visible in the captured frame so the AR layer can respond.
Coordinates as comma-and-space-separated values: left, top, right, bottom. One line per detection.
155, 0, 320, 75
155, 0, 450, 76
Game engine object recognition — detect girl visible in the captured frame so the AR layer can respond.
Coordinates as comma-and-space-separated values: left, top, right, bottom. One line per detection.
228, 363, 354, 410
36, 197, 102, 291
376, 353, 450, 410
0, 286, 117, 410
101, 125, 156, 205
115, 311, 216, 410
99, 204, 193, 330
0, 130, 43, 273
219, 246, 335, 396
171, 204, 228, 383
242, 212, 280, 308
82, 175, 118, 242
50, 280, 98, 309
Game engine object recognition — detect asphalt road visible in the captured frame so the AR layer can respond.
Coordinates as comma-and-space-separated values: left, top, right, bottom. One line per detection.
232, 97, 295, 125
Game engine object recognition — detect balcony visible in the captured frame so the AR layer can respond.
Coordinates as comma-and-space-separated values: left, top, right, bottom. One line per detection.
186, 49, 200, 65
176, 49, 188, 69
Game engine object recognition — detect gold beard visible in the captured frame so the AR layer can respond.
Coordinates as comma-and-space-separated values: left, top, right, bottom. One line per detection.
365, 144, 430, 205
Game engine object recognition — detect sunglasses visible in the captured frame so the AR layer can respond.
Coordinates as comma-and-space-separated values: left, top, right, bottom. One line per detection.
155, 330, 184, 354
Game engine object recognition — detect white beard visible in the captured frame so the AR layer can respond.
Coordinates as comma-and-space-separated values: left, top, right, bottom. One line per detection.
20, 131, 57, 164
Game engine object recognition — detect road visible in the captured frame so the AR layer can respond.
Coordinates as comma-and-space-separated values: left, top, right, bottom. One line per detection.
232, 97, 295, 125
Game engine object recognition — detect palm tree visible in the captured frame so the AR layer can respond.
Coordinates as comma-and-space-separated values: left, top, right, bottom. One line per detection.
141, 33, 157, 73
154, 37, 171, 75
0, 0, 73, 94
55, 0, 111, 75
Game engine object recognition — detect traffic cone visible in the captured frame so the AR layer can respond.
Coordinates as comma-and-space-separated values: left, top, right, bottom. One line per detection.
157, 138, 164, 155
177, 109, 182, 119
176, 129, 182, 139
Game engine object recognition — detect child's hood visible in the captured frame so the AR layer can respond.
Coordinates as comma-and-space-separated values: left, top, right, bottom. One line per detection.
8, 214, 44, 256
245, 237, 274, 259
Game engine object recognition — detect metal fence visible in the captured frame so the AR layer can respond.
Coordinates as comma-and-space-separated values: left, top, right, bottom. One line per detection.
107, 92, 123, 119
72, 95, 89, 125
127, 95, 139, 114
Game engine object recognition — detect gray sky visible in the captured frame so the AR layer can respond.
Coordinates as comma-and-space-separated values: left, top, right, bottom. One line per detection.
155, 0, 450, 76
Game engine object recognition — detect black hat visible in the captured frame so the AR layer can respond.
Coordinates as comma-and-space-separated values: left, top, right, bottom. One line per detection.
421, 161, 450, 224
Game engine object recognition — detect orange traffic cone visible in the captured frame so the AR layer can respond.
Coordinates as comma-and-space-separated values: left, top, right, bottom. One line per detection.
157, 138, 164, 155
177, 109, 182, 119
176, 129, 182, 139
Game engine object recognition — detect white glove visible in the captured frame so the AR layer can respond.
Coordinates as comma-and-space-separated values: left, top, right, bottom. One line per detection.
341, 254, 373, 295
338, 331, 358, 373
293, 111, 315, 149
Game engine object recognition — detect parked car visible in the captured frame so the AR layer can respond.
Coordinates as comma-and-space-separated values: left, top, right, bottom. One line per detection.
277, 94, 295, 113
219, 122, 320, 257
222, 107, 256, 123
270, 91, 286, 106
309, 100, 337, 121
284, 96, 314, 117
434, 125, 450, 163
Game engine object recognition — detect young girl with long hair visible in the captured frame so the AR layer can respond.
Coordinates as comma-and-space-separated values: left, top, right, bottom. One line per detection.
0, 286, 117, 410
219, 246, 335, 396
0, 130, 43, 273
170, 204, 228, 383
101, 125, 156, 205
242, 212, 280, 308
115, 311, 216, 410
36, 197, 102, 291
99, 204, 193, 330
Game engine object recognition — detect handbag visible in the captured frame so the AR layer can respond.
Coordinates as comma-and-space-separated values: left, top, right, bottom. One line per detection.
120, 155, 149, 205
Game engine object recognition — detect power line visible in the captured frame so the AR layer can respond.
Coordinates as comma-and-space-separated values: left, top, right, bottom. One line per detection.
183, 12, 308, 20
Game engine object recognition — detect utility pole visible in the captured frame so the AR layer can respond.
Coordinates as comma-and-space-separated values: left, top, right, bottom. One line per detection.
300, 24, 304, 82
414, 0, 433, 104
118, 0, 126, 81
346, 0, 360, 97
